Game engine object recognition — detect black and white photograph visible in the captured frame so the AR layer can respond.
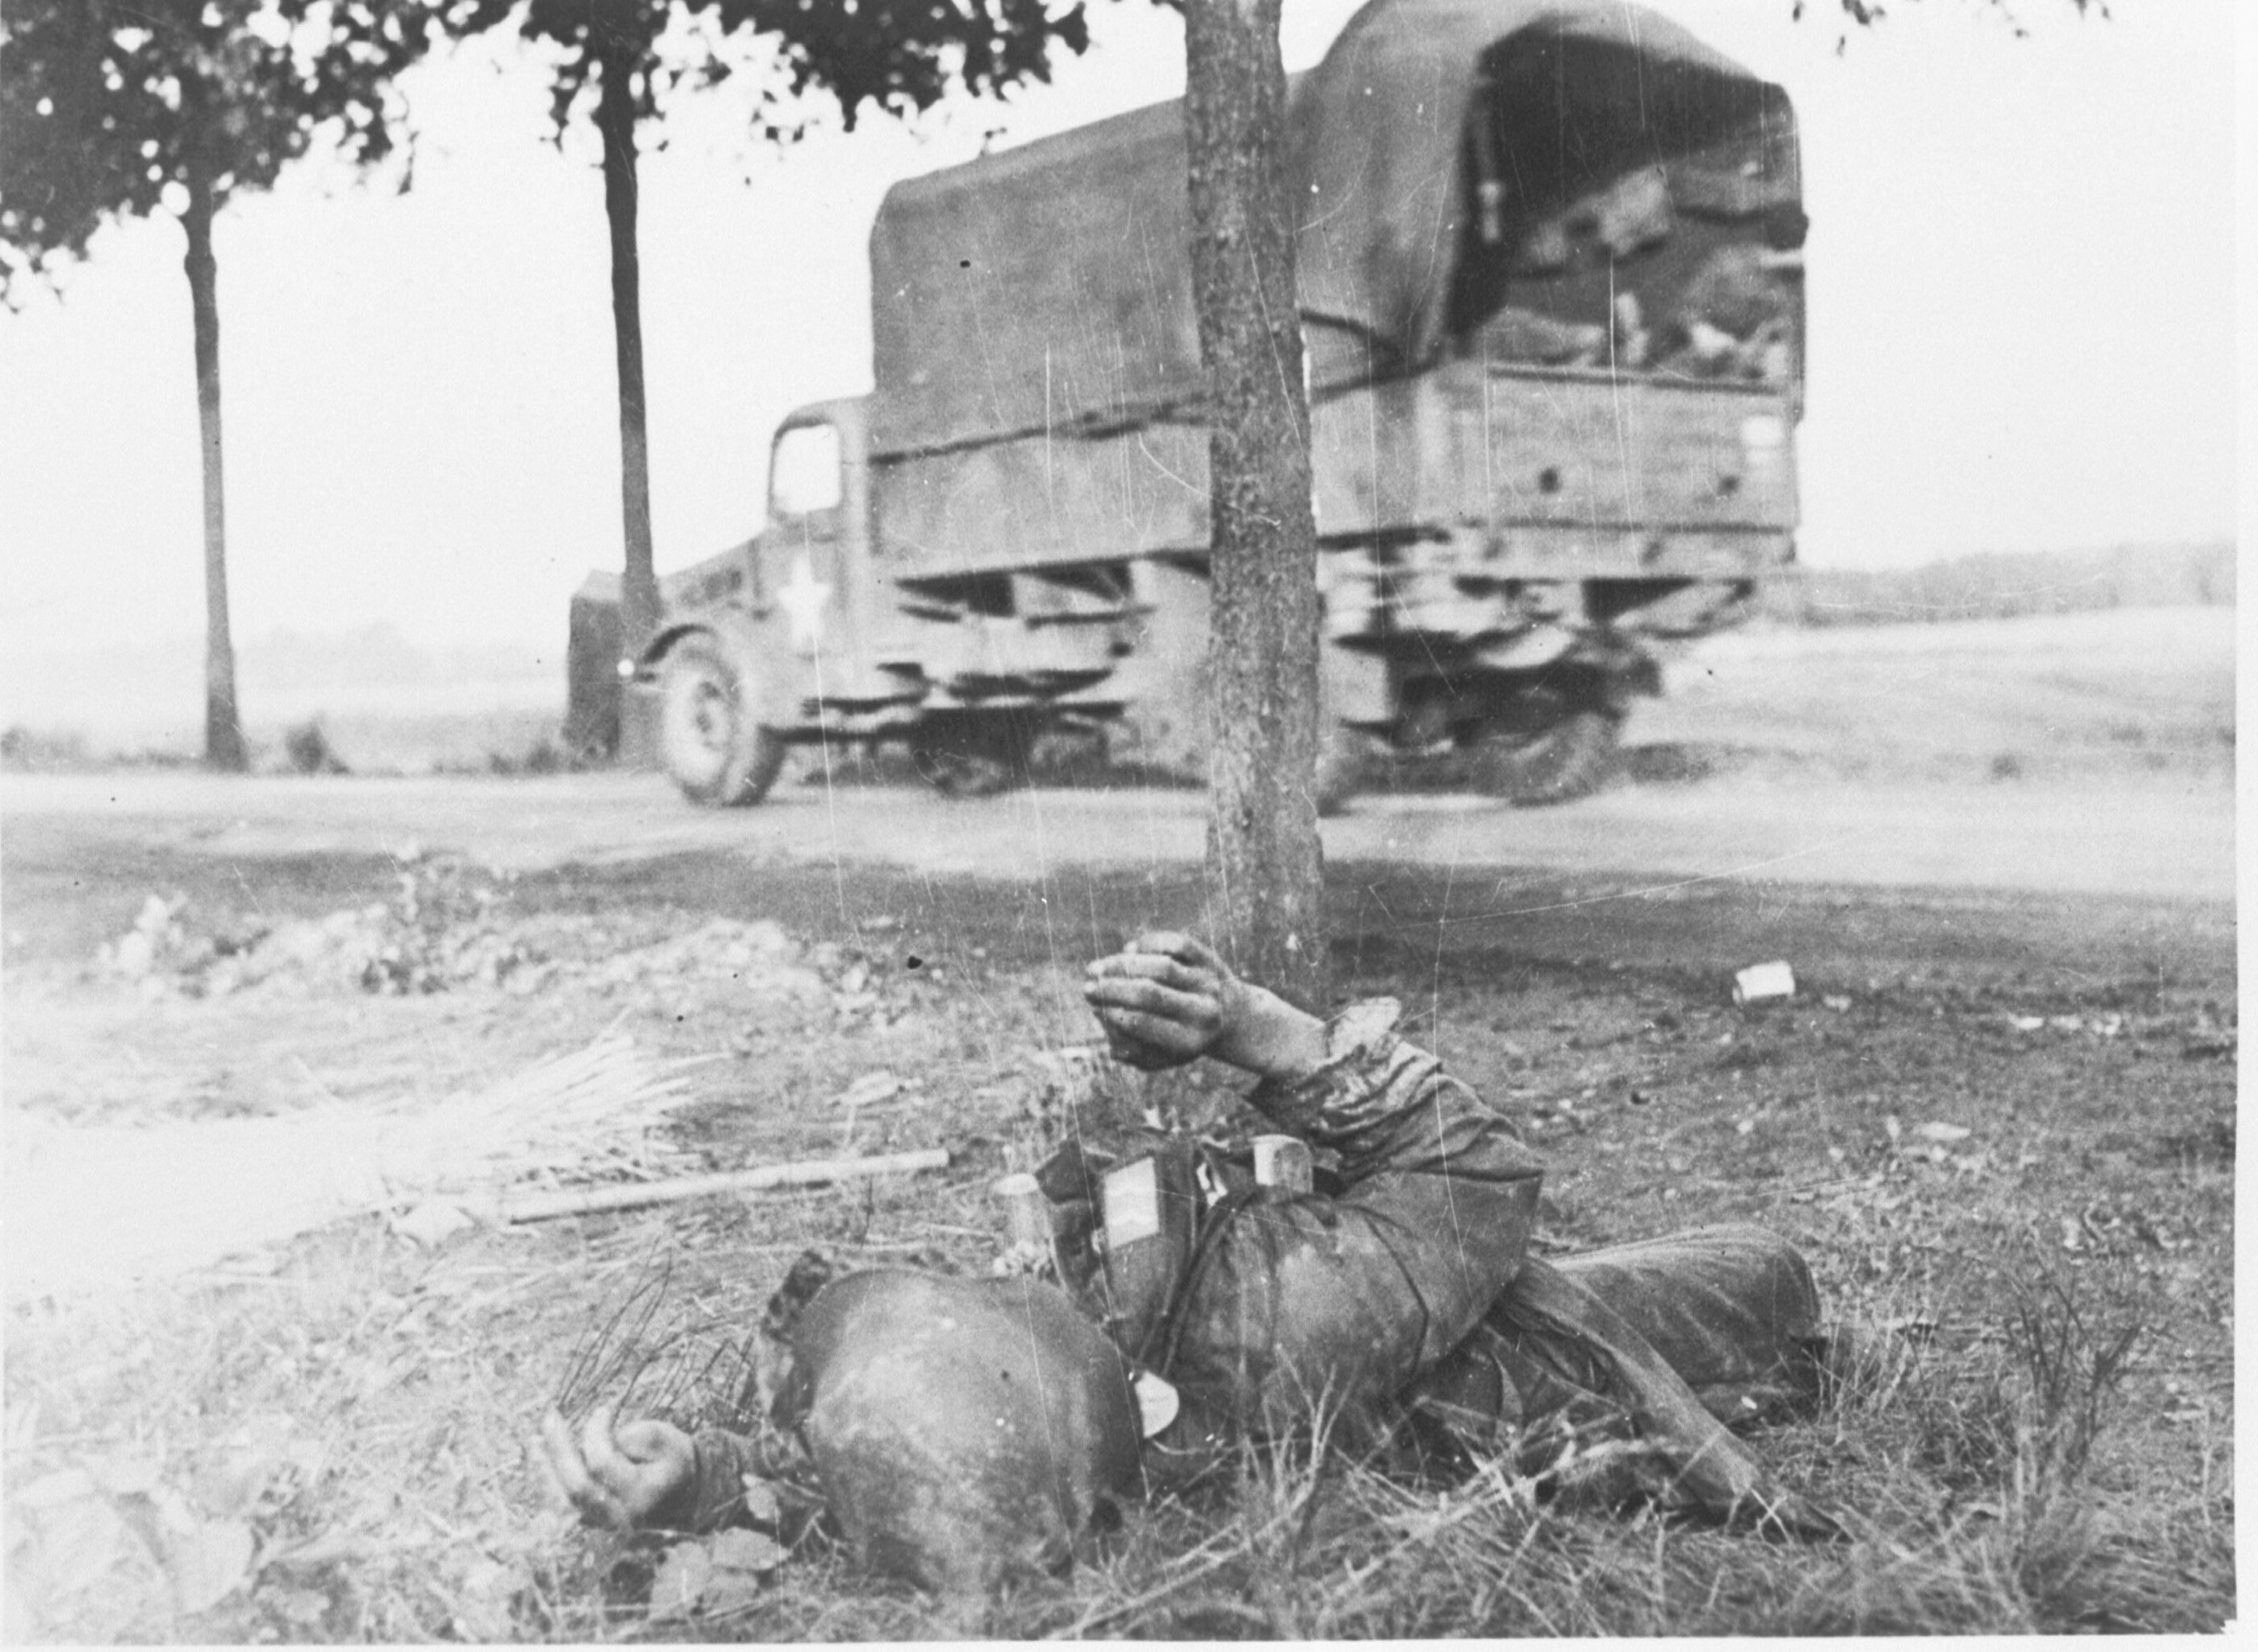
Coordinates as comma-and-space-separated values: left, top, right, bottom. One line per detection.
0, 0, 2239, 1637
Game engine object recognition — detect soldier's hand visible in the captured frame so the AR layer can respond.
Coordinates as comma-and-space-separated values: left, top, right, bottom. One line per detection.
1086, 932, 1331, 1080
538, 1404, 697, 1531
1082, 932, 1242, 1070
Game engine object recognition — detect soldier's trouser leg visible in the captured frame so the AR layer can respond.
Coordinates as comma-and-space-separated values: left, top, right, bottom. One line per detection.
1401, 1223, 1842, 1531
1409, 1223, 1824, 1429
1521, 1223, 1829, 1425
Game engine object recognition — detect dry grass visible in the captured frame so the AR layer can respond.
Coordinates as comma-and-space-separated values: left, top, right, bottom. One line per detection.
4, 881, 2234, 1639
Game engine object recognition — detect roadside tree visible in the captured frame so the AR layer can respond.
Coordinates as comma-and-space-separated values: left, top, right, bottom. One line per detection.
1178, 0, 1323, 1010
0, 0, 452, 770
1807, 0, 2103, 35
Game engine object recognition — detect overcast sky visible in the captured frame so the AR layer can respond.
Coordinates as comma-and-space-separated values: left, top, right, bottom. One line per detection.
0, 0, 2239, 658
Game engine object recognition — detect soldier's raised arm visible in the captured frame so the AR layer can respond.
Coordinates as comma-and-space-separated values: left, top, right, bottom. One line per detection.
1085, 935, 1544, 1450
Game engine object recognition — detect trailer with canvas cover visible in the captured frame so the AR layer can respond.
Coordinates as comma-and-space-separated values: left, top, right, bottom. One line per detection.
569, 0, 1807, 807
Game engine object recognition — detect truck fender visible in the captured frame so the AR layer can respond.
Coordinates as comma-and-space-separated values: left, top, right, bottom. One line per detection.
1472, 624, 1578, 674
640, 609, 804, 733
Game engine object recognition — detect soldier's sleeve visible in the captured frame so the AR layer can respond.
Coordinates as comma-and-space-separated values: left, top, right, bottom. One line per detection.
647, 1429, 810, 1534
1252, 998, 1544, 1205
1161, 999, 1545, 1442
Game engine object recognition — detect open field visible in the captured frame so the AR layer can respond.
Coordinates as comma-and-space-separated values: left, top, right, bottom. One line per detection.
1, 604, 2236, 1638
1645, 604, 2236, 787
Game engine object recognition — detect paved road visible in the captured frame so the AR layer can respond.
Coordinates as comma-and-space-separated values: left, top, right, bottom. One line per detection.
2, 766, 2231, 901
5, 767, 2233, 993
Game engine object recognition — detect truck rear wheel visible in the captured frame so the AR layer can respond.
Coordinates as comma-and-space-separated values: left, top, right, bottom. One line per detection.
909, 715, 1030, 799
1464, 683, 1620, 807
659, 634, 787, 807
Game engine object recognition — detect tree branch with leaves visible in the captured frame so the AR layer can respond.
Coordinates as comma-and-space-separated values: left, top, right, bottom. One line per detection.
2, 0, 456, 769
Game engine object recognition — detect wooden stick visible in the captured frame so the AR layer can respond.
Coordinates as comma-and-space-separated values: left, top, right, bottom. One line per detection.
498, 1148, 952, 1224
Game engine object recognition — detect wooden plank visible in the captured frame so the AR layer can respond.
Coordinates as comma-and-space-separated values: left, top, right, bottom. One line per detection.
496, 1148, 952, 1224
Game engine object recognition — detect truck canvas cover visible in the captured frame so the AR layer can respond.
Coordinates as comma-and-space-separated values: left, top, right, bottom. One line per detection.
867, 0, 1799, 459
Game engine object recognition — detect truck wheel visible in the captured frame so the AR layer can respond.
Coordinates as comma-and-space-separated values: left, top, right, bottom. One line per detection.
909, 716, 1027, 799
659, 634, 787, 807
1464, 693, 1620, 807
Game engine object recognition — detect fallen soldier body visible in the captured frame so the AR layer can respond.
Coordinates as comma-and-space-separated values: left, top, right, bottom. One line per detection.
541, 934, 1846, 1595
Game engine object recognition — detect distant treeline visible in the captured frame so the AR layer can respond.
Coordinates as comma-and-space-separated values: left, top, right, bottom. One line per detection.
1760, 542, 2236, 627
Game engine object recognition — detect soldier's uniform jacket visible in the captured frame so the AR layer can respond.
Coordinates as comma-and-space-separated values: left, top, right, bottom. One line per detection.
1065, 999, 1837, 1535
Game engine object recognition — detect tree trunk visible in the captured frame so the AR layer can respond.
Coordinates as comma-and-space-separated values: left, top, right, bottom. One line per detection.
595, 41, 661, 663
181, 173, 247, 772
1183, 0, 1325, 1010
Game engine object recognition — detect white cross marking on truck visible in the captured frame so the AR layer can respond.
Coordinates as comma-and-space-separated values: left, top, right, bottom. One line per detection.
777, 553, 830, 654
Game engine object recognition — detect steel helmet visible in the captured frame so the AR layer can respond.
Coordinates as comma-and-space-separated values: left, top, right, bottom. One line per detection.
768, 1266, 1142, 1598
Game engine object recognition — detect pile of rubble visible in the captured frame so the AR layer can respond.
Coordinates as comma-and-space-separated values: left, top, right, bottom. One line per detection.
98, 857, 538, 1000
574, 917, 826, 1006
94, 858, 849, 1015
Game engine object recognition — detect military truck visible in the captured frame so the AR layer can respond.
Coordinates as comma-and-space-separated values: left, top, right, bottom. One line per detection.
566, 0, 1807, 809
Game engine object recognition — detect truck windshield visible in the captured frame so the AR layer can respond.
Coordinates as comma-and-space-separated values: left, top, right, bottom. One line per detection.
771, 423, 842, 516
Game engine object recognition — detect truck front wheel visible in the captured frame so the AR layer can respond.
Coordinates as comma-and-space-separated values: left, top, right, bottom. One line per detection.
659, 634, 787, 807
1463, 679, 1621, 807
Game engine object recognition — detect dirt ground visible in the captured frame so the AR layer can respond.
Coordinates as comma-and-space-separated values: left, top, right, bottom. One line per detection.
0, 606, 2237, 1637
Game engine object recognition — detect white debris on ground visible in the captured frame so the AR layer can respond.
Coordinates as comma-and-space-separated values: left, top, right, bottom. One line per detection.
1731, 960, 1795, 1006
2004, 1010, 2128, 1038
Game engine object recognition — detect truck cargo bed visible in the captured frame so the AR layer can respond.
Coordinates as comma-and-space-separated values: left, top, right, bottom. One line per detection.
873, 365, 1794, 584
